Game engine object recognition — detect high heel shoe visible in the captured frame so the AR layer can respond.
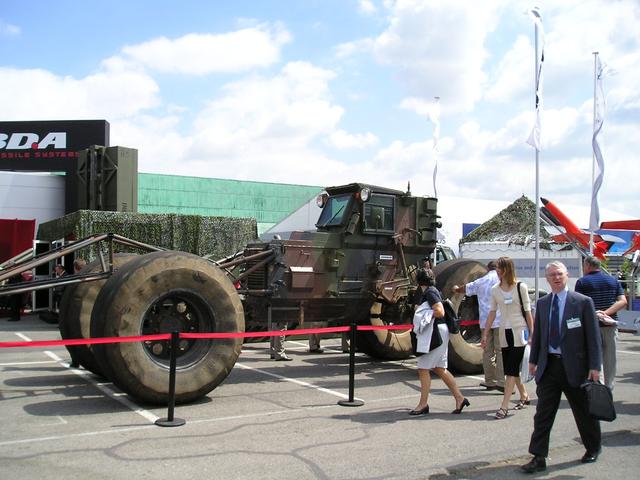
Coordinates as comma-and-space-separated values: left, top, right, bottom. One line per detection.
409, 405, 430, 416
451, 398, 470, 414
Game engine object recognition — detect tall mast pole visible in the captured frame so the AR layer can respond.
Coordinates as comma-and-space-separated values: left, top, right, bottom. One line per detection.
534, 20, 540, 301
590, 51, 598, 254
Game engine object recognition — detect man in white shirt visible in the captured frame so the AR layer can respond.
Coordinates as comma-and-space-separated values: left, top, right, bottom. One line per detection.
453, 261, 505, 391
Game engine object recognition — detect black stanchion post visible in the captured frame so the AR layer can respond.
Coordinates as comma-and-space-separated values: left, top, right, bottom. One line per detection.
338, 322, 364, 407
155, 331, 186, 427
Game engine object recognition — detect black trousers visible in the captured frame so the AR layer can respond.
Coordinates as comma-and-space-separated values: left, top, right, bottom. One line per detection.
529, 355, 601, 457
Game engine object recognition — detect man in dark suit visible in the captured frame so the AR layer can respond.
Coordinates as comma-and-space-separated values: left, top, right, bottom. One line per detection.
521, 261, 602, 473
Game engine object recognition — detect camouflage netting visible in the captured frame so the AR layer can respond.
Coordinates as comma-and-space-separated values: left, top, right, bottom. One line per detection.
461, 196, 554, 249
37, 210, 258, 261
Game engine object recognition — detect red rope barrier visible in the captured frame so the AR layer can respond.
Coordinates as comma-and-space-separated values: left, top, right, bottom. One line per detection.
3, 322, 483, 349
0, 326, 355, 349
0, 333, 171, 349
181, 325, 350, 340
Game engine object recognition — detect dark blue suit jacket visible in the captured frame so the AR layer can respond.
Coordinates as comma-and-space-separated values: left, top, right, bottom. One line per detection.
530, 290, 602, 388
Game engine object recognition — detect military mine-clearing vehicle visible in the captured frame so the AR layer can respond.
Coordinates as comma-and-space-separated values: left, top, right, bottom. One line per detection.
0, 183, 487, 404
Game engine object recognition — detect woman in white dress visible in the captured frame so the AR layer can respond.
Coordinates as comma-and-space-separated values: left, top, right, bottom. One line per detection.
410, 269, 470, 415
482, 256, 534, 419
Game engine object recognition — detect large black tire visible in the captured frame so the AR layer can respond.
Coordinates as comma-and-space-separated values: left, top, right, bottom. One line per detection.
58, 253, 138, 375
90, 251, 244, 405
434, 259, 487, 374
356, 299, 413, 360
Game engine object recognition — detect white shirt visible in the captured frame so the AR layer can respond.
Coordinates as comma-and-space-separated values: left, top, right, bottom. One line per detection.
465, 269, 501, 329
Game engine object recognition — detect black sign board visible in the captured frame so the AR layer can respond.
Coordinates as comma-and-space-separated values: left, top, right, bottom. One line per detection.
0, 120, 110, 213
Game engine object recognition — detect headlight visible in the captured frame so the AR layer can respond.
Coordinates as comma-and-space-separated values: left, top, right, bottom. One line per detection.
316, 192, 328, 208
359, 187, 371, 202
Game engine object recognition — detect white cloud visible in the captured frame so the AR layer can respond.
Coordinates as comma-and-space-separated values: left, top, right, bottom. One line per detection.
483, 0, 640, 111
484, 35, 531, 104
111, 115, 192, 172
326, 130, 379, 149
358, 0, 377, 15
334, 38, 374, 59
125, 61, 349, 184
543, 107, 582, 147
0, 67, 159, 120
115, 24, 291, 75
399, 97, 439, 118
543, 0, 640, 71
0, 20, 20, 36
371, 0, 508, 113
192, 61, 340, 142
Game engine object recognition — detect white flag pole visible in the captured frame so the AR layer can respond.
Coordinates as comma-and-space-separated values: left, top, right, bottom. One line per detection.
525, 7, 544, 301
590, 52, 598, 254
590, 52, 606, 253
534, 22, 540, 301
527, 8, 544, 301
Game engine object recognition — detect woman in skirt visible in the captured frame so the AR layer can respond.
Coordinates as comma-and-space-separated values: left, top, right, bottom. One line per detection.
410, 268, 470, 416
482, 256, 534, 419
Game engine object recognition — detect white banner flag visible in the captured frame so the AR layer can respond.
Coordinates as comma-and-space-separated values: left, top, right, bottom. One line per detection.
526, 7, 544, 151
429, 97, 441, 197
590, 55, 606, 231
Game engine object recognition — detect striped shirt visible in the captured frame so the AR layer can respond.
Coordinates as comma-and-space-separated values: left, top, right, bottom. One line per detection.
575, 270, 624, 320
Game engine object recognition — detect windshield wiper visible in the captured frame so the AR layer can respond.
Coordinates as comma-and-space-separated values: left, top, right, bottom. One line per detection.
322, 204, 345, 226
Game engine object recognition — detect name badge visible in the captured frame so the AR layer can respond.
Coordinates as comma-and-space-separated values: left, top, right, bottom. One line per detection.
566, 317, 581, 329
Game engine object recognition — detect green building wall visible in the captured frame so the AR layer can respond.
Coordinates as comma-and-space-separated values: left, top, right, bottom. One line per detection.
138, 174, 322, 234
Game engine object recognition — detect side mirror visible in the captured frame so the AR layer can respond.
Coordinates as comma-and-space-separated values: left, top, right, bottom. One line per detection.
346, 212, 360, 235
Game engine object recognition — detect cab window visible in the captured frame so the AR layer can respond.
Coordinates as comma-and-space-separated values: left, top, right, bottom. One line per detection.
317, 194, 352, 227
363, 194, 395, 234
434, 246, 456, 264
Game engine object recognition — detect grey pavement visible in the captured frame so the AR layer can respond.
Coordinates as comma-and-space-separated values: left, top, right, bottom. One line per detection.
1, 314, 639, 479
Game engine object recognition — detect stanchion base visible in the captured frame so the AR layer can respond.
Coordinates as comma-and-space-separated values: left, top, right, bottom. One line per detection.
155, 417, 186, 427
338, 399, 364, 407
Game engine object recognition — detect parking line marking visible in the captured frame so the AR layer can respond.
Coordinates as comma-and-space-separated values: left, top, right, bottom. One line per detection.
235, 362, 362, 401
0, 402, 344, 447
618, 349, 640, 355
43, 350, 160, 423
0, 360, 58, 366
9, 331, 159, 424
39, 416, 69, 426
0, 424, 156, 447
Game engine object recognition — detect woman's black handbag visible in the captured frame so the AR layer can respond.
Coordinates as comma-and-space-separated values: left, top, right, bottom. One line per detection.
581, 381, 616, 422
411, 324, 442, 356
429, 323, 443, 350
443, 299, 460, 334
411, 331, 424, 357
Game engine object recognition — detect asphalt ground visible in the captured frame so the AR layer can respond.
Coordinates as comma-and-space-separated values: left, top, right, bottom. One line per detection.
1, 314, 639, 480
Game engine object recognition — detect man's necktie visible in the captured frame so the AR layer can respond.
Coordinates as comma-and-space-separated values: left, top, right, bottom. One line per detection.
549, 294, 560, 349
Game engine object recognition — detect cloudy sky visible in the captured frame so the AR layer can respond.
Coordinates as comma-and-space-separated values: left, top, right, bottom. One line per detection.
1, 0, 638, 224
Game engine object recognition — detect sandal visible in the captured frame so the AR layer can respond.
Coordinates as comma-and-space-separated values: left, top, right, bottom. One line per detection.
495, 407, 509, 419
514, 397, 531, 410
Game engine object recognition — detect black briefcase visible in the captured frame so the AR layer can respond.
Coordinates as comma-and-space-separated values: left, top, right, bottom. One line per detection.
581, 381, 616, 422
